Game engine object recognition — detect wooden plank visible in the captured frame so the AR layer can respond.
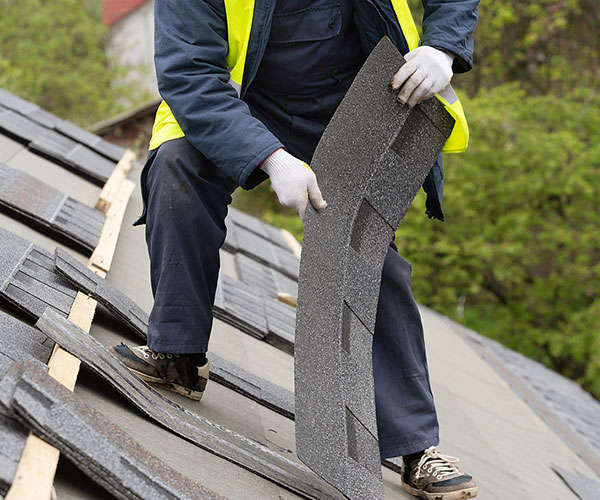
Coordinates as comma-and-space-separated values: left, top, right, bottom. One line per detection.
5, 435, 60, 500
90, 179, 135, 273
280, 228, 302, 259
5, 173, 133, 500
94, 150, 136, 213
277, 292, 298, 308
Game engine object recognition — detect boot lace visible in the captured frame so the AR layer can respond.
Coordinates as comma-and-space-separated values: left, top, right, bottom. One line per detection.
415, 446, 461, 481
138, 346, 178, 361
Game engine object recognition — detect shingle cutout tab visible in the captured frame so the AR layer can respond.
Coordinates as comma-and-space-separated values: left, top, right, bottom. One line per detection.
0, 163, 105, 251
2, 359, 228, 500
35, 308, 345, 500
294, 37, 454, 500
0, 311, 54, 495
0, 227, 77, 319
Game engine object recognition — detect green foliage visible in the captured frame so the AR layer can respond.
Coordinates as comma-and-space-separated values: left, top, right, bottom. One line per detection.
235, 2, 600, 400
456, 0, 600, 95
395, 85, 600, 397
0, 0, 144, 125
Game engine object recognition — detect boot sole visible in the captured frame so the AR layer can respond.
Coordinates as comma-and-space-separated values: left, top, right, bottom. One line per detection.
402, 482, 478, 500
129, 368, 205, 401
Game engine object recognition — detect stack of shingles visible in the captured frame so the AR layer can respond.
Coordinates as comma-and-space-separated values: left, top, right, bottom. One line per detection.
0, 349, 228, 499
213, 207, 301, 353
0, 204, 404, 491
0, 88, 125, 185
0, 162, 106, 252
224, 207, 300, 280
0, 211, 299, 356
0, 229, 343, 498
0, 311, 54, 494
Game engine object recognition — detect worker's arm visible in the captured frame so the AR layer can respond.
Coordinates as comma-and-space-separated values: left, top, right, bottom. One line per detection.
154, 0, 283, 189
420, 0, 480, 73
391, 0, 479, 107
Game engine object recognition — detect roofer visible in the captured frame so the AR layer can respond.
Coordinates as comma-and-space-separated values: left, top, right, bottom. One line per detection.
109, 0, 480, 497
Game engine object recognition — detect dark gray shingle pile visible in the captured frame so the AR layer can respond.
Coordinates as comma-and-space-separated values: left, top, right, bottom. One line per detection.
35, 308, 343, 500
0, 311, 54, 495
0, 163, 105, 252
0, 88, 125, 184
0, 360, 228, 500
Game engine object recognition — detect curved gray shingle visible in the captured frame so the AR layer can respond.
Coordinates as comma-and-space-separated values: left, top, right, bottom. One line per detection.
294, 37, 454, 500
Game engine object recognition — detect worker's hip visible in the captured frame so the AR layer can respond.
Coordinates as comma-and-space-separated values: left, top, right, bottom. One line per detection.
134, 137, 239, 227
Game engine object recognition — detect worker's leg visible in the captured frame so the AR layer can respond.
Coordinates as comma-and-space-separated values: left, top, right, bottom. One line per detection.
139, 137, 238, 353
373, 241, 439, 459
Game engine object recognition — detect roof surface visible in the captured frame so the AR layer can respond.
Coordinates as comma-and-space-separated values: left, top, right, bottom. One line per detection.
0, 88, 599, 499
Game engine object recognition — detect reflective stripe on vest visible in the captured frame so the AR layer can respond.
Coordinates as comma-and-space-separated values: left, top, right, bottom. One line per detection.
149, 0, 255, 151
390, 0, 469, 153
150, 0, 468, 153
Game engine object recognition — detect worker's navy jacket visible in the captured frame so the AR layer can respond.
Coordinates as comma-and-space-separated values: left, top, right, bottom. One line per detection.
153, 0, 479, 220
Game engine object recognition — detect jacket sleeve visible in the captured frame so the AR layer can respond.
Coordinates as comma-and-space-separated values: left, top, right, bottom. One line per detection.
154, 0, 283, 188
420, 0, 480, 73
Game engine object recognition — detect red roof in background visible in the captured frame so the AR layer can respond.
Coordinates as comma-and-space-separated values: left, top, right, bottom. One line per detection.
101, 0, 149, 25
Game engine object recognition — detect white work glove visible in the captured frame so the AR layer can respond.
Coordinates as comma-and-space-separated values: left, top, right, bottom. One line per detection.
261, 148, 327, 221
391, 46, 455, 108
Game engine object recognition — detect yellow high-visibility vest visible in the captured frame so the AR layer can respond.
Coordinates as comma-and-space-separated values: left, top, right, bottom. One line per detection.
150, 0, 469, 153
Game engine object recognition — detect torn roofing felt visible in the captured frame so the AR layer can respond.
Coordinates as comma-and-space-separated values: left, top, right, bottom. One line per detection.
0, 310, 54, 495
35, 308, 344, 500
294, 37, 454, 500
0, 162, 105, 252
0, 360, 228, 500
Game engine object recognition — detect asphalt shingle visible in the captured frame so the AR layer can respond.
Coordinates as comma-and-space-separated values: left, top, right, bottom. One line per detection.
2, 360, 228, 500
0, 163, 105, 251
0, 310, 54, 495
0, 227, 77, 319
36, 308, 344, 500
295, 37, 453, 500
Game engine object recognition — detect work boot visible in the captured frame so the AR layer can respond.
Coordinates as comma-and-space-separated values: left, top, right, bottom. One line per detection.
401, 446, 478, 500
108, 343, 209, 401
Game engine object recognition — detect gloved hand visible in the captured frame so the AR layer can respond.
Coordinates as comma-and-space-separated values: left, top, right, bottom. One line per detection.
391, 46, 454, 108
261, 148, 327, 221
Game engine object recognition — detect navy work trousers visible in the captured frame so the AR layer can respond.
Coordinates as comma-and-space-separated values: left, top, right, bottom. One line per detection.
137, 137, 439, 458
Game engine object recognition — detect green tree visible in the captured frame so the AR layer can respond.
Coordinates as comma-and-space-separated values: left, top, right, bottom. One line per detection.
455, 0, 600, 95
0, 0, 142, 125
396, 84, 600, 397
